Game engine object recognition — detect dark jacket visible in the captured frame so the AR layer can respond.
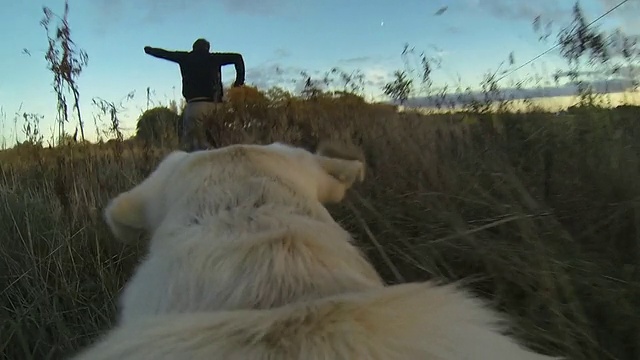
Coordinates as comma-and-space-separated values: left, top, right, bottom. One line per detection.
144, 47, 245, 103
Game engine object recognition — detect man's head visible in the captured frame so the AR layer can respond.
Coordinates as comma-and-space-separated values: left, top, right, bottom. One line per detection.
192, 38, 210, 53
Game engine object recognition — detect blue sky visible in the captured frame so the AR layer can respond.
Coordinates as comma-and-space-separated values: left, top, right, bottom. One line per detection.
0, 0, 638, 143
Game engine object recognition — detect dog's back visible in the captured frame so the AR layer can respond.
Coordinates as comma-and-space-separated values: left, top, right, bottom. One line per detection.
72, 282, 559, 360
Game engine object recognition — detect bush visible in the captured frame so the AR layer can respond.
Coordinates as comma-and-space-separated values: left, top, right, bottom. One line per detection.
135, 106, 180, 147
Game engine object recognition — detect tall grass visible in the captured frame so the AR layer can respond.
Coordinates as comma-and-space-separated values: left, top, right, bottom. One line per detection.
1, 96, 640, 359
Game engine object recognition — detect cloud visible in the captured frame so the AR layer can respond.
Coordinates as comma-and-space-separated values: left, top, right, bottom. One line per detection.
273, 48, 291, 59
140, 0, 287, 20
335, 54, 397, 69
403, 77, 639, 108
446, 26, 463, 35
598, 0, 640, 32
242, 61, 395, 96
244, 63, 306, 90
337, 56, 374, 65
471, 0, 640, 36
465, 0, 640, 57
467, 0, 572, 22
426, 44, 451, 59
362, 67, 393, 90
215, 0, 291, 15
252, 48, 292, 66
95, 0, 291, 26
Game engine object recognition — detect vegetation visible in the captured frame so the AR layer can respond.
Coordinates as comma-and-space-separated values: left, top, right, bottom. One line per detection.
134, 106, 181, 147
1, 1, 640, 359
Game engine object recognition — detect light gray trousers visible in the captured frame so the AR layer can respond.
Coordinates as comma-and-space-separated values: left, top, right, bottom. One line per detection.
181, 100, 222, 151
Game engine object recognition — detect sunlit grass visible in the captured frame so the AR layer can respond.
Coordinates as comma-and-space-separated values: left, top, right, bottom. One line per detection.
1, 95, 639, 359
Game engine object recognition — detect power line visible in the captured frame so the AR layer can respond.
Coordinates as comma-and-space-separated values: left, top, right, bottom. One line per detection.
495, 0, 631, 83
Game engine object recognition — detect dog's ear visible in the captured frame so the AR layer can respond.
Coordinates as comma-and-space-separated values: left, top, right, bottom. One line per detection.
104, 150, 189, 243
316, 139, 366, 183
313, 140, 366, 204
316, 139, 365, 164
315, 155, 365, 184
104, 191, 147, 243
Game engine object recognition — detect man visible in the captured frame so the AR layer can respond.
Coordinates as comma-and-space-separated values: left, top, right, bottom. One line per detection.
144, 38, 245, 151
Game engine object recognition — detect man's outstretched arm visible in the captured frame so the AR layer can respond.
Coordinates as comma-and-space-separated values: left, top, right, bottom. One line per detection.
213, 53, 245, 86
144, 46, 186, 63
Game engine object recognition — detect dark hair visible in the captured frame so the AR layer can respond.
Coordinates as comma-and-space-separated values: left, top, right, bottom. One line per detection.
192, 38, 210, 52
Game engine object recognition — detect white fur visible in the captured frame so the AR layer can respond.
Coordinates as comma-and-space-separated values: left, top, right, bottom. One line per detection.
73, 142, 560, 359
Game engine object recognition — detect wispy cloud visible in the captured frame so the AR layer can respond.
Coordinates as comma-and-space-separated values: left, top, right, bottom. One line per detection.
218, 0, 291, 15
96, 0, 292, 26
243, 61, 395, 96
599, 0, 640, 32
245, 63, 305, 90
273, 48, 291, 59
337, 56, 374, 65
404, 77, 638, 108
426, 44, 451, 59
362, 67, 393, 90
554, 64, 640, 84
469, 0, 640, 35
467, 0, 572, 22
445, 26, 463, 35
335, 54, 397, 69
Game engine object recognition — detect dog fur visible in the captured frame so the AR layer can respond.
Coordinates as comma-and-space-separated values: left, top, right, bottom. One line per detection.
72, 142, 560, 360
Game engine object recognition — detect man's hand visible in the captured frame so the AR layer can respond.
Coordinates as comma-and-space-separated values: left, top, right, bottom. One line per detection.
144, 46, 152, 54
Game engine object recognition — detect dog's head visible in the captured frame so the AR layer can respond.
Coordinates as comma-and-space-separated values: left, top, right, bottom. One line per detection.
103, 142, 366, 243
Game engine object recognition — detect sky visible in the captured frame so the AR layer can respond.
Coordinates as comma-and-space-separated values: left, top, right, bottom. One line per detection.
0, 0, 639, 144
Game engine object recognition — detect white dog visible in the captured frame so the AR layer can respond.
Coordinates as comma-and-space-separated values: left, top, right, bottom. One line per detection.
72, 142, 560, 360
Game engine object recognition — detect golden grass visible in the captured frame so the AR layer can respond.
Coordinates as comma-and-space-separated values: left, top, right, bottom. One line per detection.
1, 96, 639, 360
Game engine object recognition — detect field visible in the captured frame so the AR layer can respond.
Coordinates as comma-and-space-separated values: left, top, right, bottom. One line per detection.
1, 93, 639, 360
